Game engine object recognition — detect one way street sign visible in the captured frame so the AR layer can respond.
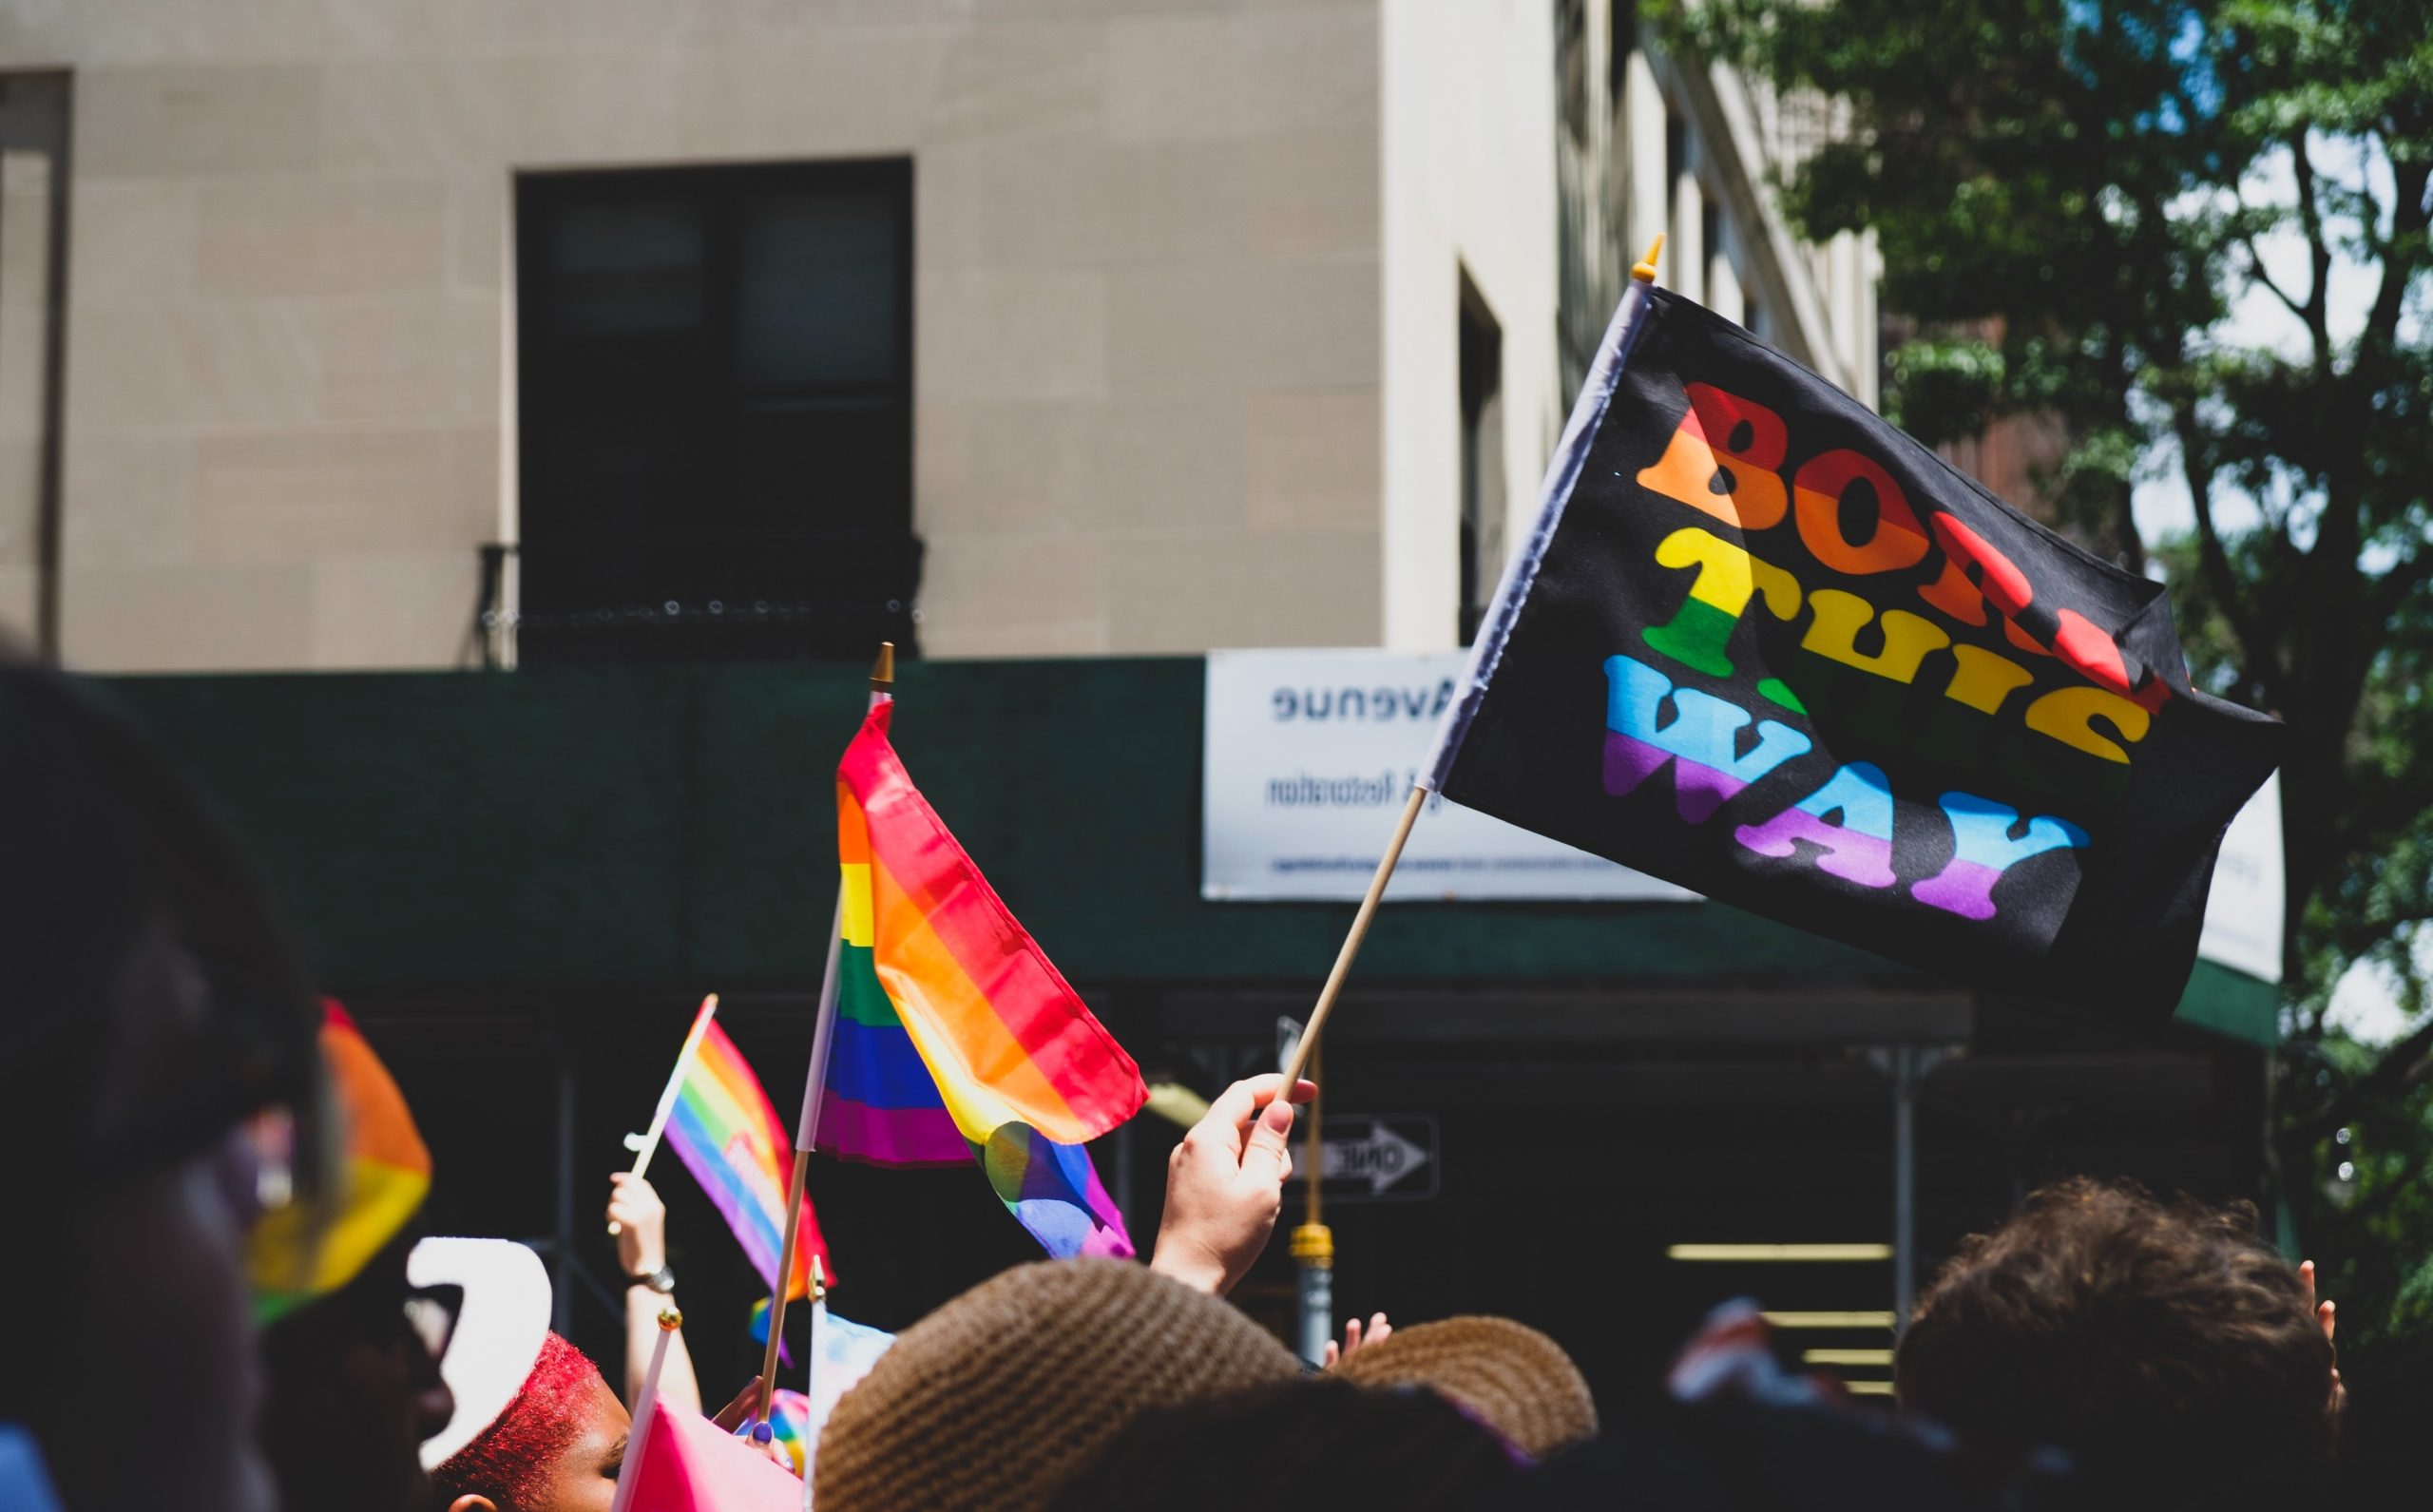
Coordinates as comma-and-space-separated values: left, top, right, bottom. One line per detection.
1285, 1115, 1440, 1204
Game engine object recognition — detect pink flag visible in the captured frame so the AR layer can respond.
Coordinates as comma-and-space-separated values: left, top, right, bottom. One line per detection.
629, 1405, 798, 1512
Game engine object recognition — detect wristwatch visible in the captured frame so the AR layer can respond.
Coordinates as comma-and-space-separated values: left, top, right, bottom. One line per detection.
626, 1264, 677, 1295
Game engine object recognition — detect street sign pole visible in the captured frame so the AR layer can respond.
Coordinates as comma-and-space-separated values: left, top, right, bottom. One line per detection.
1882, 1043, 1945, 1334
1292, 1041, 1333, 1367
1892, 1043, 1917, 1330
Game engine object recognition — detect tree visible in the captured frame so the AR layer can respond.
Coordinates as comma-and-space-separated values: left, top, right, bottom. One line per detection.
1655, 0, 2432, 1315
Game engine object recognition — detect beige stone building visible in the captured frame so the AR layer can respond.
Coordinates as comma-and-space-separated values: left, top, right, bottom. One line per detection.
0, 0, 1874, 673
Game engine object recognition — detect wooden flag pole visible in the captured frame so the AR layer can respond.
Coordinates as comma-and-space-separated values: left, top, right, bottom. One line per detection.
754, 1156, 812, 1426
1276, 238, 1664, 1095
610, 993, 719, 1236
757, 642, 894, 1427
1276, 783, 1426, 1092
795, 892, 846, 1155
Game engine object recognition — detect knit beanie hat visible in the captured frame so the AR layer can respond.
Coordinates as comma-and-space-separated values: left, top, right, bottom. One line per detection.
815, 1258, 1302, 1512
1332, 1315, 1599, 1459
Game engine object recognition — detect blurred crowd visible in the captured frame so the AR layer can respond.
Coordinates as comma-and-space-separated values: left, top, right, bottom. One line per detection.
1, 660, 2360, 1510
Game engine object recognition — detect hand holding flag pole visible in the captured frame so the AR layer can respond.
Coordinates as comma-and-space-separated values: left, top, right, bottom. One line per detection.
1276, 239, 1664, 1095
611, 993, 719, 1236
757, 642, 895, 1429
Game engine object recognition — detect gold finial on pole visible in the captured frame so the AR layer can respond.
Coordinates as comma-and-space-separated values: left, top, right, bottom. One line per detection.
611, 1305, 687, 1512
1631, 234, 1665, 285
810, 1253, 827, 1304
871, 641, 895, 689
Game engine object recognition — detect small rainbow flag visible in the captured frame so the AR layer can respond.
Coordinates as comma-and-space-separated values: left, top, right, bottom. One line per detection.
249, 1002, 431, 1319
664, 1014, 830, 1299
814, 697, 1144, 1258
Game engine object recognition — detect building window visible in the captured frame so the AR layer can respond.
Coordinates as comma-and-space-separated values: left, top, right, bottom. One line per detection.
514, 160, 916, 666
1665, 112, 1687, 223
1557, 0, 1591, 145
1609, 0, 1638, 94
0, 73, 70, 660
1458, 271, 1505, 645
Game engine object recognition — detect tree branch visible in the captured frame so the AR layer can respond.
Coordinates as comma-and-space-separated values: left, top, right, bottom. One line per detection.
2372, 544, 2433, 622
2288, 133, 2337, 380
2242, 235, 2312, 324
2289, 1015, 2433, 1145
2175, 403, 2287, 705
2362, 155, 2429, 366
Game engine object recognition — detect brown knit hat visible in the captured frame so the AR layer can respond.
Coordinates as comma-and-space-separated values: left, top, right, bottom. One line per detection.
814, 1258, 1303, 1512
1331, 1315, 1598, 1458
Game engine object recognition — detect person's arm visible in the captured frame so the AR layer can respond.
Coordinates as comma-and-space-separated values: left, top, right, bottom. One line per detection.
1147, 1073, 1316, 1296
608, 1172, 703, 1415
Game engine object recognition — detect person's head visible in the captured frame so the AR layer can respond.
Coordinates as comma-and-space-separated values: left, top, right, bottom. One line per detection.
412, 1239, 620, 1512
429, 1333, 627, 1512
0, 663, 326, 1512
1331, 1314, 1600, 1460
1896, 1177, 2337, 1507
815, 1257, 1304, 1512
1050, 1377, 1522, 1511
259, 1232, 458, 1512
258, 1004, 450, 1512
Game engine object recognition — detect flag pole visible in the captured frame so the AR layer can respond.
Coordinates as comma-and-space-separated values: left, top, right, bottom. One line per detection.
1275, 789, 1424, 1091
755, 1152, 813, 1428
1277, 240, 1664, 1097
608, 1305, 682, 1512
759, 642, 895, 1426
609, 993, 720, 1236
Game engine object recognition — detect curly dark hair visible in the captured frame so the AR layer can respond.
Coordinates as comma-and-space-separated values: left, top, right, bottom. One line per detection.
1896, 1177, 2337, 1508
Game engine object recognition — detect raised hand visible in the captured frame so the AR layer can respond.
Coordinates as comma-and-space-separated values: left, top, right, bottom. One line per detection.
1147, 1073, 1317, 1296
608, 1172, 668, 1279
2299, 1259, 2345, 1415
1323, 1311, 1393, 1368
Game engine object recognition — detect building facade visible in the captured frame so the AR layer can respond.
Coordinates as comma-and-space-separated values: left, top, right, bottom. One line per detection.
0, 1, 2277, 1414
0, 0, 1874, 671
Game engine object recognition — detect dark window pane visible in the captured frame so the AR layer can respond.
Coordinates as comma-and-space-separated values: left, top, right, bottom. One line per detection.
738, 189, 901, 390
515, 160, 916, 666
546, 201, 705, 335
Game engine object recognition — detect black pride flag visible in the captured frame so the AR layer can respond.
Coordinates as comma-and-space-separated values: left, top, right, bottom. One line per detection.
1424, 287, 2283, 1014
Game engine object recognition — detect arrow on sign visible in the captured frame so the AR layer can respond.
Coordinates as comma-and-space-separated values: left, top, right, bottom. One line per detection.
1322, 1121, 1432, 1196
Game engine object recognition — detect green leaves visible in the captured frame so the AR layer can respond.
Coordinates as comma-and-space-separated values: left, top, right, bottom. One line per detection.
1653, 0, 2433, 1320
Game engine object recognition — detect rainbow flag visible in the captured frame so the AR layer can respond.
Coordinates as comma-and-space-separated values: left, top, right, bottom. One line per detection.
665, 1017, 830, 1299
814, 697, 1144, 1258
249, 1002, 431, 1320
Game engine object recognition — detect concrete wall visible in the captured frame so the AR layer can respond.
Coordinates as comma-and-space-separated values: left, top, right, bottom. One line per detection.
0, 0, 1385, 670
1377, 0, 1561, 651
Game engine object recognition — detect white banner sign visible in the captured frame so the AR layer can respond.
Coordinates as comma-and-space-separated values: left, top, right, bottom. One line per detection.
1202, 649, 1696, 902
2197, 772, 2284, 983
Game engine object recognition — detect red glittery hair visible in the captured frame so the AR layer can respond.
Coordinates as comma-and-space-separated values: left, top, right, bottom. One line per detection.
430, 1331, 605, 1511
